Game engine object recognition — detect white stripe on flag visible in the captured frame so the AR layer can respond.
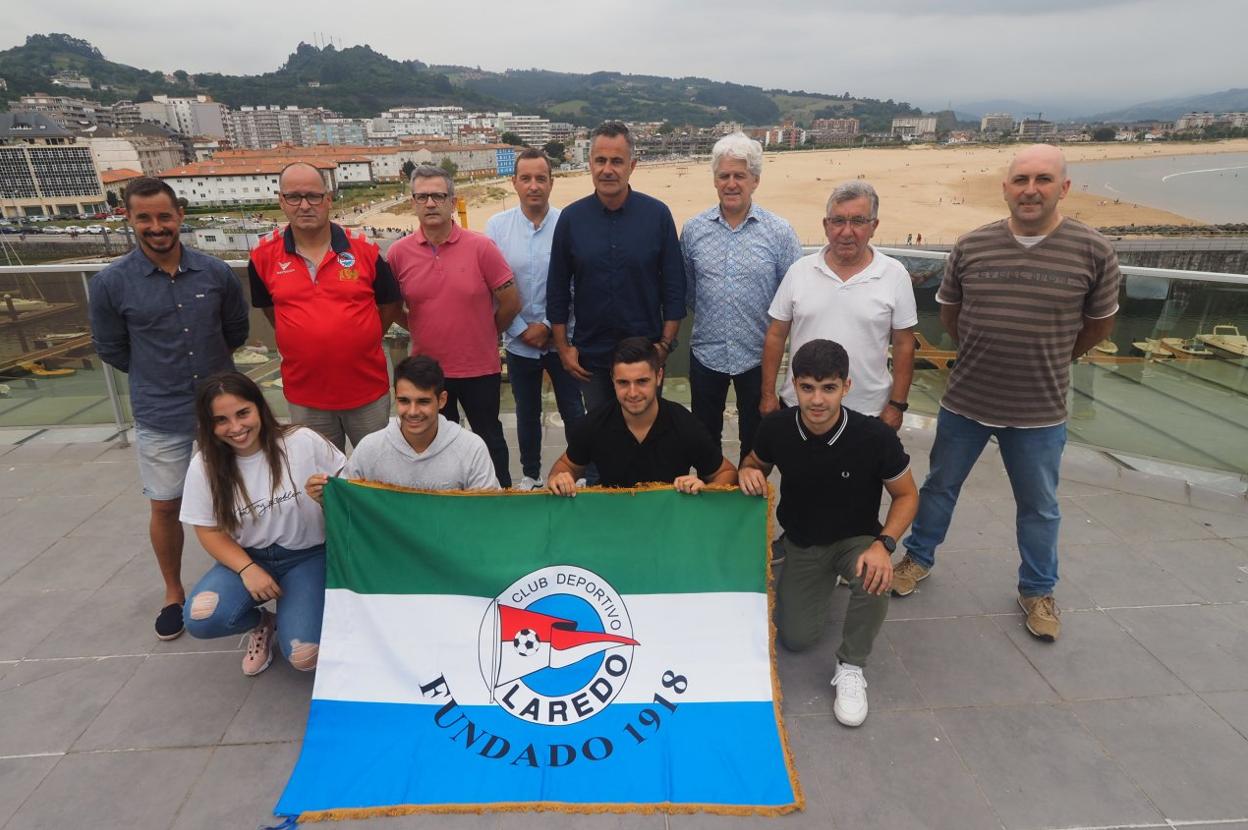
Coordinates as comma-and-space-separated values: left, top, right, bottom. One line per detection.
313, 590, 773, 706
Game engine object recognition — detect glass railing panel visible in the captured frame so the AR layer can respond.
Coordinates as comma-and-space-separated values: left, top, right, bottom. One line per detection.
0, 269, 116, 428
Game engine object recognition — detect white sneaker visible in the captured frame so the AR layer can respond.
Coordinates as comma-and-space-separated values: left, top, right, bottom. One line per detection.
831, 662, 868, 727
514, 476, 542, 492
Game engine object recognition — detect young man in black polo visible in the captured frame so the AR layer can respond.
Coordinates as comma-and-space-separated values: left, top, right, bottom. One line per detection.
740, 339, 918, 726
548, 337, 736, 495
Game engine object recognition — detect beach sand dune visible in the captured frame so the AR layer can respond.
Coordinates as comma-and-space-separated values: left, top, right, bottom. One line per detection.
368, 140, 1248, 244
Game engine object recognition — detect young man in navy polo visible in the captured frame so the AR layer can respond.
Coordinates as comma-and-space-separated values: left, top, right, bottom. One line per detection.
739, 339, 918, 726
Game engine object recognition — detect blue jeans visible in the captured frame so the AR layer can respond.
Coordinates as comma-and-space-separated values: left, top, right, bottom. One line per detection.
689, 353, 763, 462
505, 350, 586, 480
902, 408, 1066, 597
184, 542, 326, 661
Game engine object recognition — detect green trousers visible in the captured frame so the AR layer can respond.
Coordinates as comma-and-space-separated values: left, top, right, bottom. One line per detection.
774, 534, 889, 667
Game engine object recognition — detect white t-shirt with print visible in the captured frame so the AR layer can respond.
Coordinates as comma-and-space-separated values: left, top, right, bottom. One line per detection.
180, 427, 345, 551
769, 246, 918, 416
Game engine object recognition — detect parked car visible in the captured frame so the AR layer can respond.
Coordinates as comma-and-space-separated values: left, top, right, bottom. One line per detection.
63, 225, 84, 235
84, 225, 105, 234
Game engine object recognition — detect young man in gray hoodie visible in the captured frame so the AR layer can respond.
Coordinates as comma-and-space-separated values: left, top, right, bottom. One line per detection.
307, 356, 500, 498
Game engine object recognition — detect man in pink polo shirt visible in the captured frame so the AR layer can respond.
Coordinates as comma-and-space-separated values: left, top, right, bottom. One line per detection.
387, 165, 521, 487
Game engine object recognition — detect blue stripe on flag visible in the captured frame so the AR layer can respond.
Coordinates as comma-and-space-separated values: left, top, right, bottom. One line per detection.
277, 699, 795, 814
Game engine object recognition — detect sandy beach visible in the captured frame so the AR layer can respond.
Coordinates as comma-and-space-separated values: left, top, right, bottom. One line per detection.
368, 139, 1248, 245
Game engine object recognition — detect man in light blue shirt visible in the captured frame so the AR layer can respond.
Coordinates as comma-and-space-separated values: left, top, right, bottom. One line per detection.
681, 132, 803, 461
485, 148, 587, 490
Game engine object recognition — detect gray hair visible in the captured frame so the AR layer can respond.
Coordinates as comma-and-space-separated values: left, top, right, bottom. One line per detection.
826, 181, 879, 219
591, 121, 633, 158
410, 164, 454, 198
711, 132, 763, 178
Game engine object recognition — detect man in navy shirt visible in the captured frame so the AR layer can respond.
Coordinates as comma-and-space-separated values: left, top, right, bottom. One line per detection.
547, 121, 686, 411
90, 177, 249, 640
740, 339, 918, 727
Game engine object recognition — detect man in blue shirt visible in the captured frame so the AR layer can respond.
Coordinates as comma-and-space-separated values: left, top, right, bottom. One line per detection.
682, 132, 803, 461
485, 149, 586, 490
547, 121, 686, 411
90, 177, 249, 640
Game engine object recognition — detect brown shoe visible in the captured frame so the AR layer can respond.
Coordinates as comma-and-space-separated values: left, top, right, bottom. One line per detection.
1018, 594, 1061, 642
891, 554, 930, 597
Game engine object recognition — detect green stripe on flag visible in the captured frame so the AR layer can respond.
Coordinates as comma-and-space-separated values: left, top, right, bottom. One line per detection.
323, 479, 769, 596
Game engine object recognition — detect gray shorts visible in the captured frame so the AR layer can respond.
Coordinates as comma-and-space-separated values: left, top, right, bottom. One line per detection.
288, 390, 391, 451
134, 425, 195, 501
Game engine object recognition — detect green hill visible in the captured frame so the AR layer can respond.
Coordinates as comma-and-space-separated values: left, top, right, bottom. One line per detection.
0, 34, 924, 129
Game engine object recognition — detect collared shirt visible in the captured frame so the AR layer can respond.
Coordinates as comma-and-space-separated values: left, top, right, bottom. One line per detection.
565, 398, 722, 488
768, 245, 918, 416
752, 407, 910, 547
89, 245, 249, 433
682, 202, 803, 375
249, 223, 399, 410
484, 205, 565, 360
547, 188, 686, 366
387, 223, 513, 378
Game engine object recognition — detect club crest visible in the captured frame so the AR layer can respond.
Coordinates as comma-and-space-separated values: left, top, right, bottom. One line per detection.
477, 566, 638, 726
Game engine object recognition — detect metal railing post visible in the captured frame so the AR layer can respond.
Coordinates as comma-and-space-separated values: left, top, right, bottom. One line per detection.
81, 271, 130, 447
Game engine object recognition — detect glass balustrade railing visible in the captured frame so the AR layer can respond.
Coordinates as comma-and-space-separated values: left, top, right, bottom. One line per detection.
2, 248, 1246, 475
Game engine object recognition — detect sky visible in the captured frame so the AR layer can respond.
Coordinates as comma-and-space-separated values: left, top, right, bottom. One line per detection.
6, 0, 1246, 117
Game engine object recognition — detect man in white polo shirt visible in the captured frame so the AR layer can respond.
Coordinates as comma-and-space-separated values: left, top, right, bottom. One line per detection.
760, 181, 917, 429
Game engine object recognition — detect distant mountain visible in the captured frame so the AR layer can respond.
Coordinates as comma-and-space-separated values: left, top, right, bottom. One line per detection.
0, 34, 924, 130
1084, 88, 1248, 122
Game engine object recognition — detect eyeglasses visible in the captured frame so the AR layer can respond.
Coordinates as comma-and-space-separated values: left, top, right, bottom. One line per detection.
413, 192, 450, 204
824, 216, 875, 228
280, 192, 326, 205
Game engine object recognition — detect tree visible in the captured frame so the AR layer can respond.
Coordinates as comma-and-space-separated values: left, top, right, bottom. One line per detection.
1092, 126, 1116, 142
105, 190, 119, 208
440, 157, 458, 179
500, 131, 525, 146
542, 141, 566, 162
173, 70, 190, 84
400, 159, 416, 180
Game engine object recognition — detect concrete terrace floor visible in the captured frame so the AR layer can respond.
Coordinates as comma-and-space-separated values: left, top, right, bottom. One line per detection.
1, 418, 1247, 830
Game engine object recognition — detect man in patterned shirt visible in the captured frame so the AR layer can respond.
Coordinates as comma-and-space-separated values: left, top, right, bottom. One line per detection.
681, 132, 803, 460
893, 145, 1120, 643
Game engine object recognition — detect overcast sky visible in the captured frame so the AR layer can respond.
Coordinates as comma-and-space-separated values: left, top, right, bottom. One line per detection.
6, 0, 1245, 115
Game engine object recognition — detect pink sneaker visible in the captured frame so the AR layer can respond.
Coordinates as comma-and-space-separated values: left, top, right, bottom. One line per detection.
242, 610, 275, 676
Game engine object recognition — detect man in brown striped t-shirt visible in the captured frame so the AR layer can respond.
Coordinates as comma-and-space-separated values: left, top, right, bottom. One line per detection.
893, 144, 1120, 643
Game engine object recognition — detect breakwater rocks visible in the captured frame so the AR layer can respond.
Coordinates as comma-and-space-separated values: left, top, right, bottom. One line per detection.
1097, 224, 1248, 237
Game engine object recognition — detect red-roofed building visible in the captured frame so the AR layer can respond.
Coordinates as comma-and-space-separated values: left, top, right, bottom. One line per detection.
99, 168, 143, 204
157, 157, 373, 208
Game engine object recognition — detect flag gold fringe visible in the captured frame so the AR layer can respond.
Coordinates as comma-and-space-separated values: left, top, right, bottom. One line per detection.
297, 797, 802, 823
306, 479, 805, 820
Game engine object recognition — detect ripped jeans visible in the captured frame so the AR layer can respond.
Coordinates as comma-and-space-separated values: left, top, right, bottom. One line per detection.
184, 542, 325, 669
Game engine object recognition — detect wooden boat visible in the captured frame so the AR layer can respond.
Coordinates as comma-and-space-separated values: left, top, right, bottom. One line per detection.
18, 361, 75, 377
1160, 337, 1214, 358
2, 296, 53, 314
1093, 339, 1118, 355
1196, 324, 1248, 358
1131, 338, 1174, 359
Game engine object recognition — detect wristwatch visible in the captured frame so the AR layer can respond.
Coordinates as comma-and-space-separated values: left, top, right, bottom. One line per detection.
887, 399, 909, 412
657, 337, 678, 352
875, 534, 897, 553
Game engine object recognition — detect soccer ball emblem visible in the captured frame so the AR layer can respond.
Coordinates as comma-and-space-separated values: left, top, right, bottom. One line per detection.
513, 628, 540, 656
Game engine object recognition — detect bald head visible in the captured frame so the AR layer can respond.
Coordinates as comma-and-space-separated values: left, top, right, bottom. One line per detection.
1007, 144, 1067, 183
1002, 143, 1071, 235
278, 161, 323, 190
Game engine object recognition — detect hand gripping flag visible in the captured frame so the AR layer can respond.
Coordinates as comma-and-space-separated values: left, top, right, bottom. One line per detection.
275, 481, 803, 821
